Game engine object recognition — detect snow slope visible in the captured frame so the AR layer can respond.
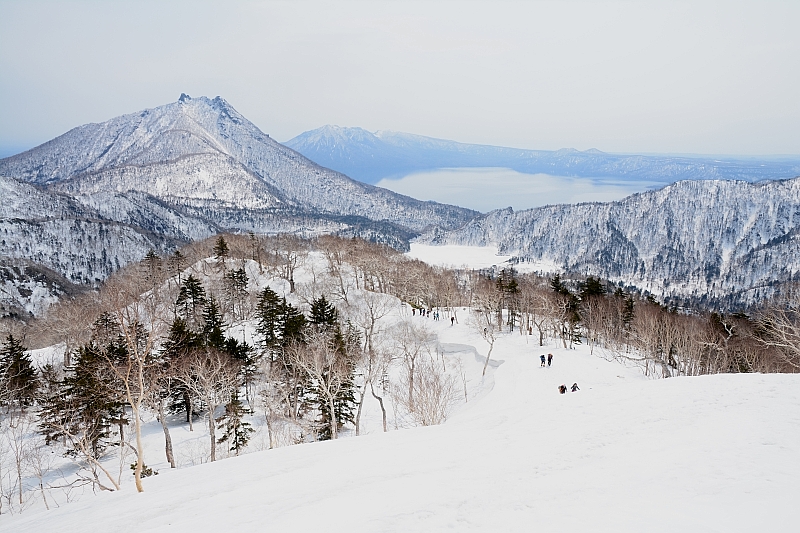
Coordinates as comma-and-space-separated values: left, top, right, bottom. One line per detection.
7, 314, 798, 532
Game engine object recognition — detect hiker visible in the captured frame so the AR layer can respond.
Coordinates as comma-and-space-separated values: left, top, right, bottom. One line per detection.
547, 354, 553, 367
540, 355, 546, 367
558, 384, 567, 394
571, 383, 580, 392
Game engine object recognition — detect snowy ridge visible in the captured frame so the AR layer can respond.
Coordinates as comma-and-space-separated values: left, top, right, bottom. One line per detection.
418, 178, 800, 307
0, 175, 217, 315
0, 95, 478, 233
285, 125, 800, 185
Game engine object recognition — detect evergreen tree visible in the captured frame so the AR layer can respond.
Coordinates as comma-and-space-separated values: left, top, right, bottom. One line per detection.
176, 275, 207, 330
281, 298, 307, 346
307, 297, 357, 440
213, 235, 230, 261
225, 336, 259, 404
256, 287, 283, 352
223, 267, 248, 320
623, 293, 635, 328
496, 268, 520, 331
550, 274, 581, 347
167, 250, 187, 284
216, 389, 254, 455
550, 273, 571, 296
161, 318, 202, 423
316, 323, 359, 440
580, 276, 606, 300
202, 295, 226, 350
0, 334, 39, 408
309, 295, 338, 331
256, 288, 307, 358
39, 342, 124, 459
162, 318, 202, 356
142, 249, 163, 288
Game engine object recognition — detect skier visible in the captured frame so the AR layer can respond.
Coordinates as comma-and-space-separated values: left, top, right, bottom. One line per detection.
412, 308, 416, 316
547, 353, 553, 367
571, 383, 580, 392
451, 316, 455, 326
540, 354, 546, 367
558, 384, 567, 394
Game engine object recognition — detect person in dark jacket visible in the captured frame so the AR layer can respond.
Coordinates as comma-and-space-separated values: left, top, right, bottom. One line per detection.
547, 354, 553, 367
571, 383, 580, 392
558, 384, 567, 394
540, 354, 546, 367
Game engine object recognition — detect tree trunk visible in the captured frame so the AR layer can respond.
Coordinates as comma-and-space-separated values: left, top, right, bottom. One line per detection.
482, 341, 494, 377
265, 412, 275, 449
208, 404, 217, 461
354, 381, 368, 436
132, 405, 144, 492
371, 383, 388, 432
408, 358, 416, 411
157, 401, 176, 468
328, 395, 338, 440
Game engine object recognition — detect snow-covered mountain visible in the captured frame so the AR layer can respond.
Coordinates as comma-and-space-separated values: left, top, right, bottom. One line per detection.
0, 95, 478, 234
419, 178, 800, 308
285, 126, 800, 185
0, 96, 479, 316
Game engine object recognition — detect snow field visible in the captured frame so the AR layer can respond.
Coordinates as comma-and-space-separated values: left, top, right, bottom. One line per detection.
4, 251, 799, 531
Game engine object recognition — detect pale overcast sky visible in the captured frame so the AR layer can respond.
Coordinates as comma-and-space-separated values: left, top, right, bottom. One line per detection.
1, 0, 798, 157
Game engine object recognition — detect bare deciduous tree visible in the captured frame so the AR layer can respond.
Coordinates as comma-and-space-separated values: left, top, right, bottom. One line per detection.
98, 269, 170, 492
757, 296, 800, 370
175, 348, 241, 462
390, 320, 436, 410
267, 234, 308, 294
392, 352, 458, 427
285, 331, 353, 440
345, 290, 396, 435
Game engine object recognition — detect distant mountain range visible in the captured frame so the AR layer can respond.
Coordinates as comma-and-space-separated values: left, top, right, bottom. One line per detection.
284, 125, 800, 185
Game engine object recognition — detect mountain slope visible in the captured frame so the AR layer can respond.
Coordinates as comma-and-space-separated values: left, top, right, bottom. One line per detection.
0, 175, 218, 316
285, 126, 800, 185
0, 95, 478, 233
418, 178, 800, 307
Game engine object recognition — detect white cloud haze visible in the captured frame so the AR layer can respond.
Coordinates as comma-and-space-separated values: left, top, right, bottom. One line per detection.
1, 0, 798, 156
